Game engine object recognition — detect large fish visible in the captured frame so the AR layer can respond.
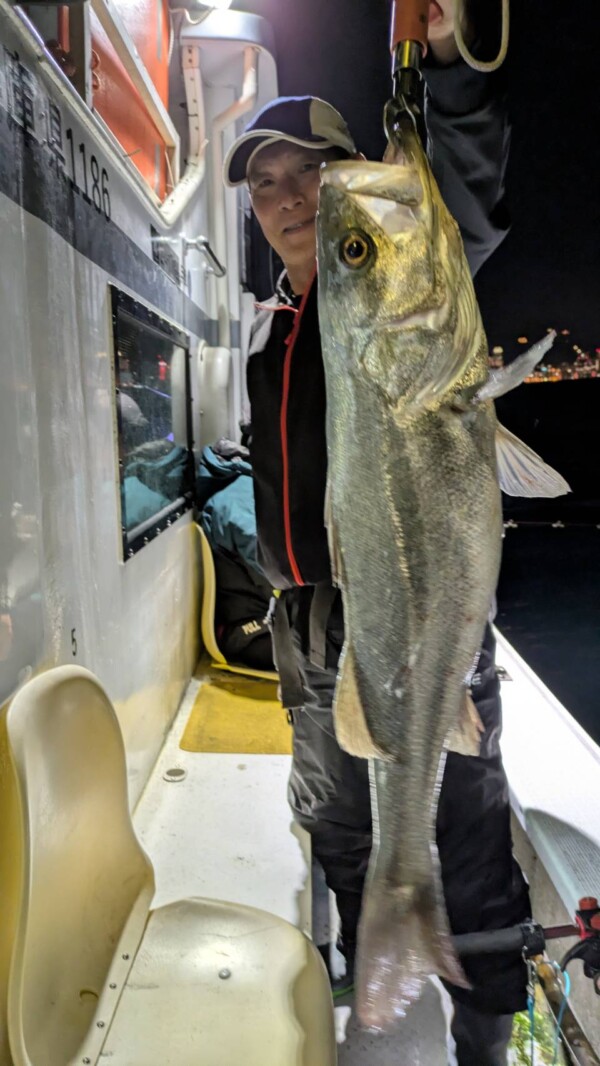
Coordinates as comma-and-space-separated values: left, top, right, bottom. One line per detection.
316, 122, 568, 1029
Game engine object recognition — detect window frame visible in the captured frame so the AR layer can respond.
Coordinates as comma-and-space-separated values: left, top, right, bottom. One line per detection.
110, 285, 194, 560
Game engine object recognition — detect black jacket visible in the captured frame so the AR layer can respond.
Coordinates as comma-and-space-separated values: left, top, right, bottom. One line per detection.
247, 60, 509, 590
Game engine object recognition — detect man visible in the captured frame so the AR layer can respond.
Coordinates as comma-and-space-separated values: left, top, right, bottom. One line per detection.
223, 5, 530, 1064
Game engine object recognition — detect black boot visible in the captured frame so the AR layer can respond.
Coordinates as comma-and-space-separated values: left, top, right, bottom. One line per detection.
449, 1000, 514, 1066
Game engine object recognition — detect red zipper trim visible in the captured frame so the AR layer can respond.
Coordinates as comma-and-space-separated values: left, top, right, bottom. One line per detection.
280, 269, 316, 586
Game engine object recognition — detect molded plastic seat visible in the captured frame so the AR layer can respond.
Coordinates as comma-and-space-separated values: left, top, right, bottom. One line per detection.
0, 667, 335, 1066
197, 523, 278, 681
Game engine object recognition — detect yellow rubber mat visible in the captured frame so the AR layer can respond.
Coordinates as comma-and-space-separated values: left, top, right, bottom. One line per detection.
180, 666, 292, 755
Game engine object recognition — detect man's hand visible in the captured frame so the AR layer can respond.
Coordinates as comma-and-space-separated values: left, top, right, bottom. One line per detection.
427, 0, 474, 65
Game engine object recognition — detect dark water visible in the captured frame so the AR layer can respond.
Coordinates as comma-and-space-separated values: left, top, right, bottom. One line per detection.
496, 381, 600, 745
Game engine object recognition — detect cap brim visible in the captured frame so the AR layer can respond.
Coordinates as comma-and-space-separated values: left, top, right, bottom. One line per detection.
223, 130, 340, 187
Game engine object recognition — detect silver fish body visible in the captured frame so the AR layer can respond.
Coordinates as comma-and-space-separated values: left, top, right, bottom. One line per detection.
316, 129, 503, 1028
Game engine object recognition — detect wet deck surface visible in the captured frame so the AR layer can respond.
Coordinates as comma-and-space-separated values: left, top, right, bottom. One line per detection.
337, 981, 448, 1065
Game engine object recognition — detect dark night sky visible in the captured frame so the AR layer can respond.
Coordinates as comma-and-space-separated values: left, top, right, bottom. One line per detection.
234, 0, 600, 355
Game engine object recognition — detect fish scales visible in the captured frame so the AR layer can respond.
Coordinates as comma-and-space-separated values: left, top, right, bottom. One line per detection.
316, 128, 503, 1029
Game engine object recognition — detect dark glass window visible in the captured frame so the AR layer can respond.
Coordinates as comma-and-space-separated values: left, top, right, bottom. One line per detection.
111, 287, 194, 559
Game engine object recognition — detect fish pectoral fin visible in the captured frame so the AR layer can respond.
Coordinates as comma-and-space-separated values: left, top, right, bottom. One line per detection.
447, 692, 485, 757
477, 332, 556, 401
334, 643, 380, 758
324, 480, 343, 588
496, 422, 571, 498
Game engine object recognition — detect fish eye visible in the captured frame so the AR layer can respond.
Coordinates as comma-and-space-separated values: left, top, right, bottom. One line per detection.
339, 231, 374, 270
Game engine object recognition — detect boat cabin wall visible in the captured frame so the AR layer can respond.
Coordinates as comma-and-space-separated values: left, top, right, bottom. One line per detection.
0, 4, 216, 806
0, 2, 278, 804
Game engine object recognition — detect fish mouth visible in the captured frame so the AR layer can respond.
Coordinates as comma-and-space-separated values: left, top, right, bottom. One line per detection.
321, 161, 421, 205
282, 216, 316, 235
320, 162, 424, 242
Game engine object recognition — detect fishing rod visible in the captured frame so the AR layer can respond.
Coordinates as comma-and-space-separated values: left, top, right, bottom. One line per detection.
452, 897, 600, 1066
389, 0, 429, 111
454, 895, 600, 990
385, 0, 511, 145
384, 0, 428, 146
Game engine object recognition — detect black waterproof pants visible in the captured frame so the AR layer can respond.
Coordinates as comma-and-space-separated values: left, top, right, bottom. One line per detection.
450, 1003, 515, 1066
272, 585, 531, 1027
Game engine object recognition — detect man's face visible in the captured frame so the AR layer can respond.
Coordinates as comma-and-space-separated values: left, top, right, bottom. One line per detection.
248, 142, 335, 279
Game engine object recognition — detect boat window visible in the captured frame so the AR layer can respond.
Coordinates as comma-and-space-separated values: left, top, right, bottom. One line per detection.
110, 287, 193, 559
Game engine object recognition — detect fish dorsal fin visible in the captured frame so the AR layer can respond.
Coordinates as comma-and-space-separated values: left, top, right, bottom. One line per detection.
446, 692, 485, 757
477, 332, 556, 401
495, 422, 571, 498
334, 643, 381, 758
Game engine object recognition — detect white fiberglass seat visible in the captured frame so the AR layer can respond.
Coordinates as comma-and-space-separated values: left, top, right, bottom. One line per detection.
0, 666, 335, 1066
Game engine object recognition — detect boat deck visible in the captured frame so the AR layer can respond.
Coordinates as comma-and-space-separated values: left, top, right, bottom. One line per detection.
132, 664, 451, 1061
132, 644, 595, 1061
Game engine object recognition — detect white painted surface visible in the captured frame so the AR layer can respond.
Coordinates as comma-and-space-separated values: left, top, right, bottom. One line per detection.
134, 677, 313, 935
133, 638, 600, 1059
0, 7, 229, 804
134, 675, 450, 1062
0, 197, 45, 702
0, 4, 283, 805
0, 190, 202, 804
497, 629, 600, 913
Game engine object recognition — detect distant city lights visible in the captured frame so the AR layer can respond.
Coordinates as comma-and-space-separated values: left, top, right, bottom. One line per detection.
489, 328, 599, 383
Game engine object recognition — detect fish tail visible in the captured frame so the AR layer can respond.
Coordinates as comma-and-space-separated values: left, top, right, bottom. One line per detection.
356, 877, 469, 1031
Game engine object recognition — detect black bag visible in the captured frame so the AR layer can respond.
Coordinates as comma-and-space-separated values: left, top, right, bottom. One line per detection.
212, 547, 274, 671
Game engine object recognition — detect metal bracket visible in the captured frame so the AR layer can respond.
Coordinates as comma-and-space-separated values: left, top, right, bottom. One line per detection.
495, 664, 513, 682
183, 236, 227, 278
151, 235, 226, 279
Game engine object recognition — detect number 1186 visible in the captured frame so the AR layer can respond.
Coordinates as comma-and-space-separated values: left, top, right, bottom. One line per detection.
66, 127, 111, 220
